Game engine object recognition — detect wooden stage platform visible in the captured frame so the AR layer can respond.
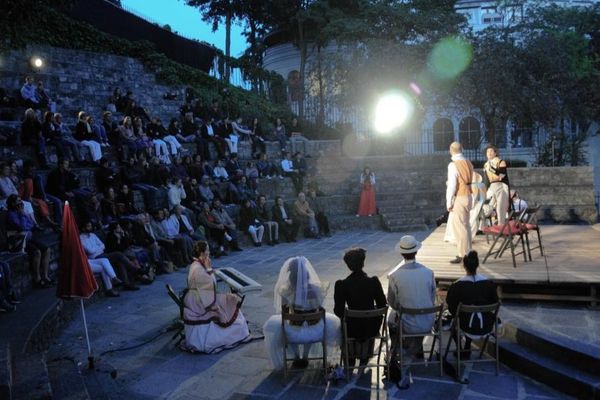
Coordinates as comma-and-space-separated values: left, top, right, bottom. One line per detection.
419, 225, 600, 304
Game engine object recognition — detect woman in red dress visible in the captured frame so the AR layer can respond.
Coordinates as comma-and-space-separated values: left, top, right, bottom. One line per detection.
357, 167, 377, 216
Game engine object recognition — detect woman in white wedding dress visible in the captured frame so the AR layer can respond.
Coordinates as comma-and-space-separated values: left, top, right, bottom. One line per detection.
263, 256, 341, 369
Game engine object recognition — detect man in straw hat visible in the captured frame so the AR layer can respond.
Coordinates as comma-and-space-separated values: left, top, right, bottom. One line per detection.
387, 235, 437, 385
446, 141, 474, 264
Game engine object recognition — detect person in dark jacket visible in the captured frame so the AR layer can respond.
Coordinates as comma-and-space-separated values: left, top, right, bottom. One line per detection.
271, 196, 299, 242
445, 250, 499, 356
239, 198, 264, 246
334, 247, 387, 366
21, 108, 47, 168
45, 159, 90, 203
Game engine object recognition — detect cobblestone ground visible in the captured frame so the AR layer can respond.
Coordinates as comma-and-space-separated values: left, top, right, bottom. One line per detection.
47, 230, 569, 399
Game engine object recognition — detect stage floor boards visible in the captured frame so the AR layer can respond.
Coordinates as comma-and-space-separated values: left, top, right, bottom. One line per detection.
420, 225, 600, 286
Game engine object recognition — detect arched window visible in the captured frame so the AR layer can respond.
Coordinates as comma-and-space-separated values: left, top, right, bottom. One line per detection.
459, 117, 481, 150
433, 118, 454, 151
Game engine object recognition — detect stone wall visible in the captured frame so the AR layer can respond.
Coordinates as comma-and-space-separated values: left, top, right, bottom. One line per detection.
510, 167, 597, 223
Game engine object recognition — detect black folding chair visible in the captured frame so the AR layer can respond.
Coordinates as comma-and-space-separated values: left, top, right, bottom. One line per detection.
166, 284, 187, 346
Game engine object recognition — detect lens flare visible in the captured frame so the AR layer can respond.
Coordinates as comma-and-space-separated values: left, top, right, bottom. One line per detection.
373, 92, 414, 134
428, 36, 472, 80
31, 57, 43, 69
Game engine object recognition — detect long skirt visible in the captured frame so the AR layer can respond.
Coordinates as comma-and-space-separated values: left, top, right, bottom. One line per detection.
357, 183, 376, 216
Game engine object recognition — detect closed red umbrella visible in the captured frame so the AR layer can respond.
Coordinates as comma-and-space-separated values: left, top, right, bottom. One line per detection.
56, 201, 98, 368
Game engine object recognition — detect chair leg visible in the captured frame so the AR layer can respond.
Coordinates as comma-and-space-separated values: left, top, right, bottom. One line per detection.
537, 229, 544, 256
283, 344, 287, 381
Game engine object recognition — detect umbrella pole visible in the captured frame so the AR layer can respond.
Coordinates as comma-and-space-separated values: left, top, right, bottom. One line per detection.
80, 298, 94, 370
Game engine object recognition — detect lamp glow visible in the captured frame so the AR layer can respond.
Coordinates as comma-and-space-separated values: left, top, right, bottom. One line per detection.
373, 92, 413, 134
31, 57, 43, 69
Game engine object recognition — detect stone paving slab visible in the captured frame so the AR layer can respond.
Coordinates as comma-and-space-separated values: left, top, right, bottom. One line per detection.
46, 230, 571, 399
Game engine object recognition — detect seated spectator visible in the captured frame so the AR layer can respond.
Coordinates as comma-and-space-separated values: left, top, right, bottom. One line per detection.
74, 111, 102, 162
220, 117, 239, 155
145, 156, 170, 187
197, 202, 227, 257
169, 118, 194, 144
211, 199, 242, 251
230, 176, 255, 205
133, 116, 153, 157
213, 159, 229, 182
46, 159, 90, 204
387, 235, 436, 385
239, 198, 264, 246
165, 204, 202, 242
225, 154, 243, 179
257, 153, 279, 179
273, 118, 287, 153
445, 250, 499, 358
307, 188, 330, 237
78, 194, 103, 229
167, 177, 187, 210
88, 115, 110, 147
182, 112, 206, 156
263, 256, 341, 369
149, 116, 181, 159
132, 213, 170, 273
201, 117, 226, 159
80, 221, 139, 290
88, 256, 121, 297
183, 178, 204, 215
20, 76, 39, 108
293, 152, 308, 177
271, 196, 299, 242
95, 157, 119, 194
6, 195, 53, 289
198, 175, 216, 204
170, 157, 188, 182
250, 117, 267, 158
334, 248, 387, 366
127, 100, 151, 123
256, 194, 279, 245
289, 117, 310, 155
232, 116, 252, 141
116, 184, 139, 216
35, 80, 55, 112
100, 187, 119, 225
281, 152, 303, 195
105, 221, 154, 283
207, 99, 223, 123
151, 208, 192, 266
19, 161, 62, 224
293, 192, 319, 238
102, 111, 121, 146
182, 241, 250, 353
245, 161, 259, 190
53, 113, 83, 162
1, 162, 35, 216
119, 116, 142, 158
511, 190, 528, 215
21, 108, 47, 168
107, 87, 121, 113
0, 261, 18, 313
42, 111, 71, 162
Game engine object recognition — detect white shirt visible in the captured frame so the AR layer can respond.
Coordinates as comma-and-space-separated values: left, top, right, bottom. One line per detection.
205, 124, 214, 136
80, 233, 105, 259
213, 166, 229, 179
387, 259, 436, 333
168, 184, 186, 209
281, 159, 294, 173
446, 153, 466, 209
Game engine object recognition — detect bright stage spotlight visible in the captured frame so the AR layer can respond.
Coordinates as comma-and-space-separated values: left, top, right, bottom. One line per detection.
30, 57, 44, 70
373, 92, 414, 134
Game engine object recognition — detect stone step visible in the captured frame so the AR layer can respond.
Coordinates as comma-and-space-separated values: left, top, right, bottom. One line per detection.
328, 214, 384, 231
11, 353, 53, 400
498, 338, 600, 400
502, 322, 600, 376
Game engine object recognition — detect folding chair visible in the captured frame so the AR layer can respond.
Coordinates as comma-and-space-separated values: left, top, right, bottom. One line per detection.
342, 306, 389, 381
482, 210, 527, 268
395, 304, 444, 378
520, 205, 544, 260
165, 284, 187, 346
443, 302, 501, 382
281, 306, 328, 381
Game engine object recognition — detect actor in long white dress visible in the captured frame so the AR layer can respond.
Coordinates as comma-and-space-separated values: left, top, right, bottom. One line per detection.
263, 256, 341, 370
182, 241, 250, 353
445, 172, 487, 243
